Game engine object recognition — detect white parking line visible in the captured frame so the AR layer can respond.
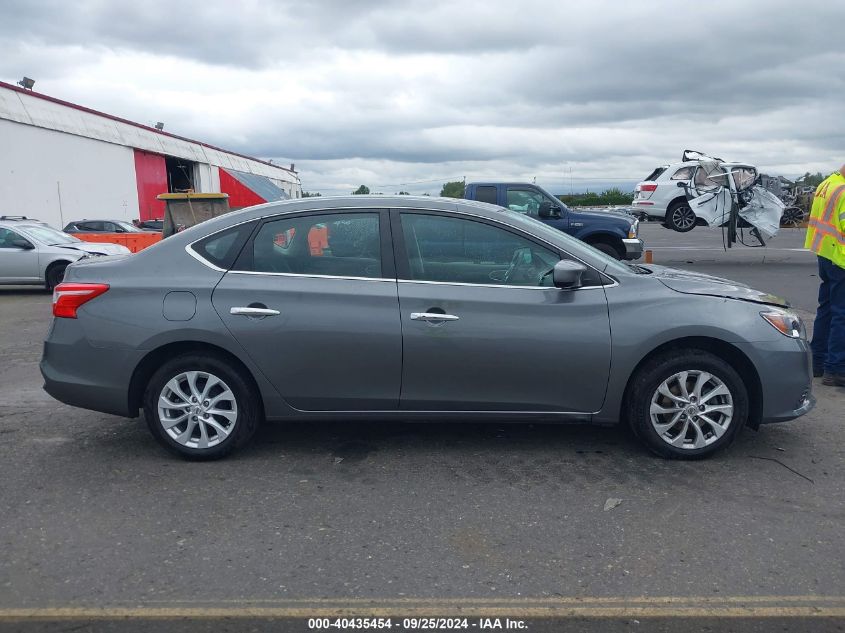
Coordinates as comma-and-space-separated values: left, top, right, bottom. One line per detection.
648, 247, 811, 251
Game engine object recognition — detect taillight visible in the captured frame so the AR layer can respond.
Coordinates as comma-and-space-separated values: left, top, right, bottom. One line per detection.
635, 183, 658, 200
52, 283, 110, 318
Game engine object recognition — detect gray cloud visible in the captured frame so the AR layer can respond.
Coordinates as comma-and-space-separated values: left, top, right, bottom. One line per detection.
2, 0, 844, 192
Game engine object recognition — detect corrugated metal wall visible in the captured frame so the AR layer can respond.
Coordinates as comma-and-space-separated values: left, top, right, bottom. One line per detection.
0, 118, 139, 228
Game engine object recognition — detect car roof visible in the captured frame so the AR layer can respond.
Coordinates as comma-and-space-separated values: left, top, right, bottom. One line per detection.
0, 221, 49, 230
165, 195, 508, 240
66, 219, 129, 223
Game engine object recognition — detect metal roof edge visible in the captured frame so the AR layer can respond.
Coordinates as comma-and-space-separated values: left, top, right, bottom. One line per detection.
0, 80, 297, 176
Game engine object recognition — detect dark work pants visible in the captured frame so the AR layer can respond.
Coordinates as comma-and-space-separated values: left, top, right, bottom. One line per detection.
811, 255, 845, 374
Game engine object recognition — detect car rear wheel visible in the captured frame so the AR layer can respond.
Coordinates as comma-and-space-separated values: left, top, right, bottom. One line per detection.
665, 200, 697, 232
626, 350, 747, 459
143, 354, 260, 460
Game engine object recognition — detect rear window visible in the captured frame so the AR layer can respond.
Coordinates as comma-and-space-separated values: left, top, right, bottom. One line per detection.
643, 167, 667, 182
474, 186, 497, 204
191, 221, 255, 269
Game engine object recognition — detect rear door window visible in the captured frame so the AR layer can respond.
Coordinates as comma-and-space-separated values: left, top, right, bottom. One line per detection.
670, 167, 694, 180
244, 213, 382, 279
474, 186, 497, 204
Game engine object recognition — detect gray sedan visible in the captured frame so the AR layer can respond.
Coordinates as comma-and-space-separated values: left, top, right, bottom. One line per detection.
40, 196, 814, 459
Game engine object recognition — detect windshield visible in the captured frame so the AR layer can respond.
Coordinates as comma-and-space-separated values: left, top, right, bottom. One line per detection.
116, 221, 144, 232
498, 208, 631, 275
21, 225, 82, 245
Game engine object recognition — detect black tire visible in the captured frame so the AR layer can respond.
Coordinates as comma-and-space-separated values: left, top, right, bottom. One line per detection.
665, 200, 697, 232
45, 262, 68, 291
143, 353, 261, 460
590, 241, 622, 260
781, 207, 805, 228
626, 349, 748, 459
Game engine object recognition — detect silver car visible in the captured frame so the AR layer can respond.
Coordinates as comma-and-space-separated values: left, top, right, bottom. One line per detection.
40, 196, 814, 460
0, 221, 130, 290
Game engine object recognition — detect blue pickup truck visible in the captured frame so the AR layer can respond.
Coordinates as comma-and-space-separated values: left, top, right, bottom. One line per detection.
464, 182, 643, 260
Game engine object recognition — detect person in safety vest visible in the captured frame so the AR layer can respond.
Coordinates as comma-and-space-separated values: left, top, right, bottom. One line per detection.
805, 164, 845, 387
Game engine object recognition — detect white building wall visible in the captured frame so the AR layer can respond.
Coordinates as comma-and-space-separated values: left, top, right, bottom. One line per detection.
0, 85, 301, 195
0, 118, 139, 229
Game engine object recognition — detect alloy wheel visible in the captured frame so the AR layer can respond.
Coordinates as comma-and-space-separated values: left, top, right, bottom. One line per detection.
157, 371, 238, 449
649, 370, 733, 450
672, 205, 696, 230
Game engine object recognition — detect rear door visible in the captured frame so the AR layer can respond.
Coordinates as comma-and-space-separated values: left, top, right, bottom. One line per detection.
211, 209, 402, 411
393, 209, 611, 412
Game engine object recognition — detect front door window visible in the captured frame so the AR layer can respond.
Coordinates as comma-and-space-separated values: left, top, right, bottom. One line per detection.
400, 213, 559, 287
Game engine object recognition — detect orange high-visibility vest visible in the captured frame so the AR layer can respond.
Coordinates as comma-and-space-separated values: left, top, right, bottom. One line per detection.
805, 172, 845, 268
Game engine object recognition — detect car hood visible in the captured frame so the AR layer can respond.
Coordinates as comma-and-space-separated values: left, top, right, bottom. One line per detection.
570, 208, 635, 223
56, 242, 131, 256
643, 264, 790, 308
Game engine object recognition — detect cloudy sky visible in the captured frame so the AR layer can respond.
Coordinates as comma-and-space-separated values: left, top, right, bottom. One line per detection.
2, 0, 844, 195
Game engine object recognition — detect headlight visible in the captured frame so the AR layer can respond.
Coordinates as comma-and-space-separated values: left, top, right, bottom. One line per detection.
760, 309, 804, 339
628, 219, 639, 239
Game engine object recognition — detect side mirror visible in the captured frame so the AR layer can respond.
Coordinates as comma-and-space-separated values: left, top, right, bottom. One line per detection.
12, 239, 34, 250
538, 201, 552, 218
552, 260, 587, 289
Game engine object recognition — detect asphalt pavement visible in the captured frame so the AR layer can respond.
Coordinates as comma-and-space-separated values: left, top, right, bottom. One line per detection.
1, 225, 843, 632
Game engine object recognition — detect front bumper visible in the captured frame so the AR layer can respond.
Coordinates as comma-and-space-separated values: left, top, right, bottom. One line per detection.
737, 338, 815, 425
622, 238, 644, 260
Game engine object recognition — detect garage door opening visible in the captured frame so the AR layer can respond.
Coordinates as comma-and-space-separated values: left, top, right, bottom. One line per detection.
166, 157, 196, 193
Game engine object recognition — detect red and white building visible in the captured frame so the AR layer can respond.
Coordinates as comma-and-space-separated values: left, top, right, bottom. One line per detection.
0, 80, 301, 228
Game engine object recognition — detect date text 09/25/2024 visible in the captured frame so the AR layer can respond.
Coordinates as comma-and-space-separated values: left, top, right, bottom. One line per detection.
308, 617, 528, 630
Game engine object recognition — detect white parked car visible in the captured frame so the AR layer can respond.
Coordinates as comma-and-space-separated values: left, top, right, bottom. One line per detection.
632, 162, 700, 231
0, 220, 130, 290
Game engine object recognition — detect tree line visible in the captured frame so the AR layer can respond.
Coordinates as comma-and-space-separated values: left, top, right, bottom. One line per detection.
304, 181, 633, 206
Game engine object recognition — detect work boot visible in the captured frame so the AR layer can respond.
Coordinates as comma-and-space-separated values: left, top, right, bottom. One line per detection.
821, 373, 845, 387
813, 366, 824, 378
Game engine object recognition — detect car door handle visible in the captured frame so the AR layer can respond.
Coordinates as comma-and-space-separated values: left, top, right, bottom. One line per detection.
230, 306, 280, 317
410, 312, 460, 322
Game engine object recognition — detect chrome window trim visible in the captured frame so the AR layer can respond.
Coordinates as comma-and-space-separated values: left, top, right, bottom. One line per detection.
184, 204, 620, 288
228, 270, 394, 283
185, 216, 258, 272
185, 244, 226, 272
397, 279, 607, 291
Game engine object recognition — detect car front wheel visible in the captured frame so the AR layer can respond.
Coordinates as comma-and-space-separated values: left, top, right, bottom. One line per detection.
143, 353, 261, 460
45, 263, 68, 291
627, 350, 748, 459
590, 241, 623, 259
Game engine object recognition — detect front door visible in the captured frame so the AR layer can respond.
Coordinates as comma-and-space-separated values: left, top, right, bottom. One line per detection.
393, 210, 611, 413
212, 210, 402, 411
0, 228, 40, 282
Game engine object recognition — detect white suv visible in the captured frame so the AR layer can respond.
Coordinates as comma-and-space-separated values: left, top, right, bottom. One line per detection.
632, 162, 699, 231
